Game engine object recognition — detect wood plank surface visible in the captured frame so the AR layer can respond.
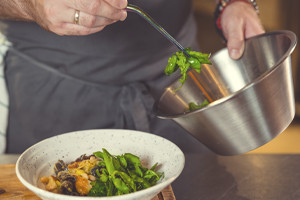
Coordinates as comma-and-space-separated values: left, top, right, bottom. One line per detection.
0, 164, 175, 200
0, 164, 40, 200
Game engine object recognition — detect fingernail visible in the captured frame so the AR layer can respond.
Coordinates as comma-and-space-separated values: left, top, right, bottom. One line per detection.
230, 49, 242, 60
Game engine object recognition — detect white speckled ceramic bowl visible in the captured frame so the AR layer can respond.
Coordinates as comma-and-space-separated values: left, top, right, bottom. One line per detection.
16, 129, 184, 200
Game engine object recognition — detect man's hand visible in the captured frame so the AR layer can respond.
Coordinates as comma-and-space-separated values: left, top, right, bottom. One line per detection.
0, 0, 128, 36
221, 1, 265, 59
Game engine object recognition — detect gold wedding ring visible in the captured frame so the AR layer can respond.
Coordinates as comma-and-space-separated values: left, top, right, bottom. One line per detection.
74, 10, 80, 24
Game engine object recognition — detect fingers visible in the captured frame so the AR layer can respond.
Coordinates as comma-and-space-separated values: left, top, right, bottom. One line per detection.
77, 12, 117, 28
221, 2, 265, 60
35, 0, 128, 36
72, 0, 127, 11
71, 0, 127, 21
61, 8, 117, 28
55, 23, 106, 36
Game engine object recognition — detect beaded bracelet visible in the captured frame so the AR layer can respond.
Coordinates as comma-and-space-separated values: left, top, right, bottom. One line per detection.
214, 0, 260, 41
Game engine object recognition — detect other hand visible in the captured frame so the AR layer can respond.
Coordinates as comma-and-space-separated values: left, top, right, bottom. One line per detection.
221, 1, 265, 59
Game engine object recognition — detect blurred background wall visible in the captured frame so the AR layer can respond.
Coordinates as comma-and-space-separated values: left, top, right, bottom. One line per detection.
193, 0, 300, 117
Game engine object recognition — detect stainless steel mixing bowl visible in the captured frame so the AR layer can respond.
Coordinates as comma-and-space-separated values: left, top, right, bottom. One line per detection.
153, 30, 297, 156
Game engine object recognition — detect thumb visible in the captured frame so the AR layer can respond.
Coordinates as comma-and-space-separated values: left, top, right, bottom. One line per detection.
226, 28, 245, 60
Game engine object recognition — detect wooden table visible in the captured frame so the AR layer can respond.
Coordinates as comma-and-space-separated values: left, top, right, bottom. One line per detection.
0, 164, 175, 200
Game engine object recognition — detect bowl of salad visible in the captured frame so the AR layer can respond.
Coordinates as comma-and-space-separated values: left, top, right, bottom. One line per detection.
16, 129, 184, 200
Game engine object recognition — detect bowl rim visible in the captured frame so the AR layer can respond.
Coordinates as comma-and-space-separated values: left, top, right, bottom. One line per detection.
154, 30, 297, 119
15, 129, 185, 200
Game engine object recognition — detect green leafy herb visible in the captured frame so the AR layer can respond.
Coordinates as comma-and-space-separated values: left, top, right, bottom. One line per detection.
88, 180, 107, 196
188, 99, 209, 111
88, 148, 164, 197
164, 48, 211, 90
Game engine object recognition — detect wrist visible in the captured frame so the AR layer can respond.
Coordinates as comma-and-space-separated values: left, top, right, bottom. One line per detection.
18, 0, 36, 21
0, 0, 34, 21
217, 0, 259, 15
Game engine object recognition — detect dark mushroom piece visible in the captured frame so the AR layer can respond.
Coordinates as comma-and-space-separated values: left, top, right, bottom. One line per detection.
60, 180, 79, 195
57, 171, 76, 182
54, 160, 67, 175
75, 154, 92, 162
57, 171, 78, 195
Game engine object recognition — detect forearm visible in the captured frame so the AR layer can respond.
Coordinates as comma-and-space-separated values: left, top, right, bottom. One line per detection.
0, 0, 34, 21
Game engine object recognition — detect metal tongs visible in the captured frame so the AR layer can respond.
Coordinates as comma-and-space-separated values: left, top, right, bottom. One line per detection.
126, 4, 190, 57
